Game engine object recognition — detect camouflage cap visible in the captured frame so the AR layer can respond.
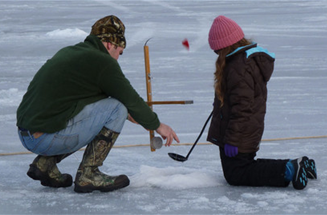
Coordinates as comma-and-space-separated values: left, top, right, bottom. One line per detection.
91, 15, 126, 48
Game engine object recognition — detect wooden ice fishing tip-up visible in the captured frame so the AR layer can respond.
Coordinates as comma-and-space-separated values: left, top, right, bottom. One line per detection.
144, 39, 193, 151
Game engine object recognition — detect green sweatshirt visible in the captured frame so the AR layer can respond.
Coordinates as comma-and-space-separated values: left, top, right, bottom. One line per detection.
16, 35, 160, 133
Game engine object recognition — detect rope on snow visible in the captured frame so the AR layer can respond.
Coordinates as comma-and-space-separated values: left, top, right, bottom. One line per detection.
1, 135, 327, 157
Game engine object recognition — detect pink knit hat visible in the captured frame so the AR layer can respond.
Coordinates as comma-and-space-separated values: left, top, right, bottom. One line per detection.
208, 15, 244, 51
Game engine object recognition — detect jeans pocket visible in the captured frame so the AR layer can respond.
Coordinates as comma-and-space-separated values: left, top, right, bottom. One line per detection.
41, 133, 79, 156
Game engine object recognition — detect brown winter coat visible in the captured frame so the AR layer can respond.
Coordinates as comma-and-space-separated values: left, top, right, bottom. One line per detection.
207, 43, 275, 153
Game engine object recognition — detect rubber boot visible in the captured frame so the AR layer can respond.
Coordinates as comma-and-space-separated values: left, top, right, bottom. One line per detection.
74, 127, 130, 193
55, 152, 73, 164
27, 154, 73, 188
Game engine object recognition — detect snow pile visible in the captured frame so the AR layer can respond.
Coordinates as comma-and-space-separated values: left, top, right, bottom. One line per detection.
130, 165, 219, 189
0, 88, 24, 107
45, 28, 87, 38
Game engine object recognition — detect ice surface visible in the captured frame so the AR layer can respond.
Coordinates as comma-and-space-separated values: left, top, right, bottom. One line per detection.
0, 0, 327, 214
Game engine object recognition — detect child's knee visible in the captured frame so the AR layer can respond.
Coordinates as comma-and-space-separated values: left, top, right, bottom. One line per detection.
223, 170, 242, 186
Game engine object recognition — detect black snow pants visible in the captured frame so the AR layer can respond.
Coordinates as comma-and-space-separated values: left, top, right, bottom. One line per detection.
219, 147, 290, 187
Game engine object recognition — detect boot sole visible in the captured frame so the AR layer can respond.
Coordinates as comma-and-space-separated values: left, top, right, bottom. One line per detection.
74, 176, 130, 193
292, 159, 308, 190
303, 157, 317, 179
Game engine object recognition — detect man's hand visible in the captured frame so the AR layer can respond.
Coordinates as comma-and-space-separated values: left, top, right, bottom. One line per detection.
155, 123, 180, 146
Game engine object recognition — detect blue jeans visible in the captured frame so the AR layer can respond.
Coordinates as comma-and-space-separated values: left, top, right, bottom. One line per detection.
18, 98, 128, 156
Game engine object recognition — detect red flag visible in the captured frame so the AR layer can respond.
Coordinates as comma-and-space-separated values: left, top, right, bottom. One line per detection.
182, 38, 189, 50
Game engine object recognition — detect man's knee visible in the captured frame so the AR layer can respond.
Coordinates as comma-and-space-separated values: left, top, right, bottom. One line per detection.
117, 103, 128, 122
102, 98, 128, 132
113, 99, 128, 119
101, 98, 127, 118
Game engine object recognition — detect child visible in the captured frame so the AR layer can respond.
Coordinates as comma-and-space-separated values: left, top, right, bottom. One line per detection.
206, 15, 317, 190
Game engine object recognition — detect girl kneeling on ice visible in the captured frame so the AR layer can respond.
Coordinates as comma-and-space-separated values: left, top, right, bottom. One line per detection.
206, 15, 317, 190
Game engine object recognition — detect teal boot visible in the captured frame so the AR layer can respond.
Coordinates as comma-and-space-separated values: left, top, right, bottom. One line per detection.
285, 157, 308, 190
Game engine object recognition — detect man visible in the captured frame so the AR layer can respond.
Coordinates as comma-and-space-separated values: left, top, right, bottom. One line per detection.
16, 15, 179, 193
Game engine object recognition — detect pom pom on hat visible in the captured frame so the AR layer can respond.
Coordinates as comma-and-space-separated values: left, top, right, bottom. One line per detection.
208, 15, 244, 51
